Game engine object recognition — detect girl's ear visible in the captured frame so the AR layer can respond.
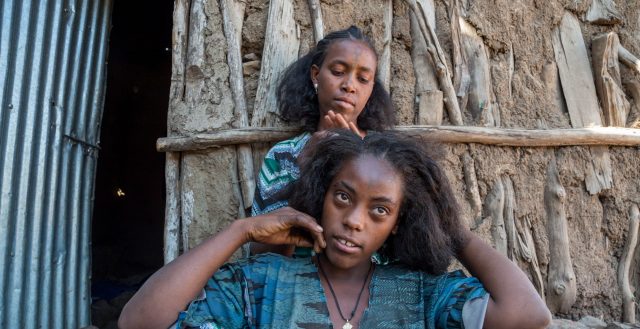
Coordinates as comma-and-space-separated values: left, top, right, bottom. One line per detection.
310, 64, 320, 84
391, 224, 398, 235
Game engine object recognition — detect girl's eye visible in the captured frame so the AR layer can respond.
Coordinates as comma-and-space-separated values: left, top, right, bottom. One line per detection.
331, 70, 344, 76
372, 206, 389, 216
335, 192, 350, 204
358, 76, 370, 84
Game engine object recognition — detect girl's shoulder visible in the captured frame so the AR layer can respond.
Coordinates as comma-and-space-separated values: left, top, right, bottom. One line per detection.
374, 264, 480, 294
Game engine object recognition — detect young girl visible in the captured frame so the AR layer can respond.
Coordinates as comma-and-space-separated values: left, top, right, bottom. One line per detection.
251, 25, 394, 256
119, 130, 551, 329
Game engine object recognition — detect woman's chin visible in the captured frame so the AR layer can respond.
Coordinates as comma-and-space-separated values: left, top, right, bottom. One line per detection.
322, 249, 370, 270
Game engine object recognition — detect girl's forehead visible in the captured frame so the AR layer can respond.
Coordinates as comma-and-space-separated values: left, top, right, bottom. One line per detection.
333, 155, 404, 199
323, 40, 377, 66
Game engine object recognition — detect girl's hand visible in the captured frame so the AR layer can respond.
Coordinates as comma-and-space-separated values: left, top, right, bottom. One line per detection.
321, 110, 365, 138
245, 207, 326, 253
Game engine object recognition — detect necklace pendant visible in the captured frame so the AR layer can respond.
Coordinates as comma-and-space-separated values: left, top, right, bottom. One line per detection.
342, 320, 353, 329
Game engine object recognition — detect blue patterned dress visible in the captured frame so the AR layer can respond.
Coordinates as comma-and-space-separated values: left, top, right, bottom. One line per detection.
174, 254, 488, 329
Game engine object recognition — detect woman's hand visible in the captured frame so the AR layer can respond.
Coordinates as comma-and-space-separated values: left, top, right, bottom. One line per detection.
299, 110, 365, 168
246, 207, 326, 253
321, 110, 365, 138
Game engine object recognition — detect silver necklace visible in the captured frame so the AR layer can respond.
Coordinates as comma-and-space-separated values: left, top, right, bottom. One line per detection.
317, 257, 373, 329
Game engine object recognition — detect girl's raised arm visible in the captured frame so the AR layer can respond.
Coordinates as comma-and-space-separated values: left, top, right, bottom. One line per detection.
457, 229, 552, 329
118, 207, 325, 329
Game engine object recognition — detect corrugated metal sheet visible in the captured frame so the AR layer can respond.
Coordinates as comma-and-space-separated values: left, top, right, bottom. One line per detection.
0, 0, 113, 327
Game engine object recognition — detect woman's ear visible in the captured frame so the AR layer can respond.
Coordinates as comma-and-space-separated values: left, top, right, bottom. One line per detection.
391, 225, 398, 235
310, 64, 319, 84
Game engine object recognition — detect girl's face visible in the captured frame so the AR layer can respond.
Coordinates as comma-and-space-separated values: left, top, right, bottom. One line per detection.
320, 155, 403, 270
310, 40, 377, 125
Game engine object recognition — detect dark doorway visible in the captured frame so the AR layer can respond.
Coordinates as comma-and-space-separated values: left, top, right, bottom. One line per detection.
91, 1, 172, 327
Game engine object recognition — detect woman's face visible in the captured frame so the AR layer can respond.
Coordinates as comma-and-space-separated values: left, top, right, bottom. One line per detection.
320, 155, 403, 270
310, 40, 377, 125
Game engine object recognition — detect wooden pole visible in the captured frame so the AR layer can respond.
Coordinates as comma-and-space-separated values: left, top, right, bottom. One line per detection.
220, 0, 255, 208
618, 204, 639, 323
164, 152, 181, 263
544, 155, 577, 313
307, 0, 324, 43
156, 126, 640, 151
379, 0, 393, 91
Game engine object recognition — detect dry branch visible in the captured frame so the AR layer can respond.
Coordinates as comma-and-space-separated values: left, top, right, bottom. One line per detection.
184, 0, 207, 104
618, 45, 640, 75
618, 204, 639, 323
502, 175, 517, 260
180, 158, 193, 253
410, 0, 442, 124
544, 156, 577, 313
164, 152, 181, 264
450, 0, 470, 105
403, 0, 463, 125
307, 0, 324, 43
458, 16, 496, 126
515, 215, 546, 300
624, 81, 640, 128
156, 126, 640, 151
485, 178, 507, 255
220, 0, 255, 207
170, 0, 189, 101
462, 151, 482, 222
378, 0, 393, 91
592, 32, 630, 127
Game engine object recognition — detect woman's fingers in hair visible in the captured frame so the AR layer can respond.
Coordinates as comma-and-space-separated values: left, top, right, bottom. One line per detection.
322, 110, 363, 138
348, 121, 364, 138
326, 110, 350, 129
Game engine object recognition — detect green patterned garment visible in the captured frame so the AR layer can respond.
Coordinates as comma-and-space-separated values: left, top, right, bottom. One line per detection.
251, 133, 311, 216
174, 254, 488, 329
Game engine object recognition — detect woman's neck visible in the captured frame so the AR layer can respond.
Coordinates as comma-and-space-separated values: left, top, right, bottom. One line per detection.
315, 254, 373, 282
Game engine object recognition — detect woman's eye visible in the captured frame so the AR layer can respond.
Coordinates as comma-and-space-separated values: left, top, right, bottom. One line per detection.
335, 192, 349, 203
373, 207, 389, 216
332, 70, 344, 76
358, 77, 370, 84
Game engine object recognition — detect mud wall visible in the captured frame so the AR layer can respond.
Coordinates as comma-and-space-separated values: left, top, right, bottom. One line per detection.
166, 0, 640, 321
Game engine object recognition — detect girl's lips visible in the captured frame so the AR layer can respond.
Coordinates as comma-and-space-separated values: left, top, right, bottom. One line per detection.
332, 236, 361, 254
334, 98, 355, 109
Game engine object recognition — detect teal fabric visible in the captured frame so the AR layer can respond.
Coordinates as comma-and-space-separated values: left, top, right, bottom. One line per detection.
175, 254, 487, 329
251, 133, 311, 216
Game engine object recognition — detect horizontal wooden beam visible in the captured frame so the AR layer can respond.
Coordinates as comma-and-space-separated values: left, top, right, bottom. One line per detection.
396, 125, 640, 147
156, 126, 640, 152
157, 127, 302, 151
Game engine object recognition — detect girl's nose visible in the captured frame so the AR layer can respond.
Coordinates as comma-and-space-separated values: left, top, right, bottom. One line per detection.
343, 207, 365, 231
341, 74, 356, 93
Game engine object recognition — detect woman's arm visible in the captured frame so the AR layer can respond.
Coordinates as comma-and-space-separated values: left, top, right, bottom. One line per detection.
457, 230, 552, 329
118, 207, 325, 329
